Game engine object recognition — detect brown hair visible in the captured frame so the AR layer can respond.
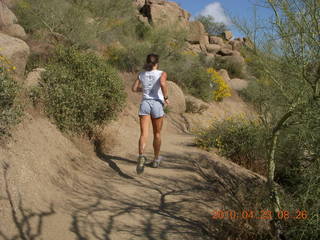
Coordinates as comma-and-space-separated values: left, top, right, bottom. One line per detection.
144, 54, 159, 71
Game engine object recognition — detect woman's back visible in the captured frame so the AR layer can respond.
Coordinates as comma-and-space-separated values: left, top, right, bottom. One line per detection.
139, 69, 164, 102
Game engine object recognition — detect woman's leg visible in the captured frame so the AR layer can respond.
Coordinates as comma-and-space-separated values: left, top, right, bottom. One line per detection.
151, 116, 164, 159
139, 115, 150, 155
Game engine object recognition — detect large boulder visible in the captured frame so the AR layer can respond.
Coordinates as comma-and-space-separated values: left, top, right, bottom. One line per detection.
0, 1, 17, 27
187, 21, 209, 52
1, 24, 27, 40
185, 42, 202, 54
209, 36, 224, 46
134, 0, 146, 9
229, 39, 243, 51
141, 0, 190, 29
0, 32, 30, 76
167, 81, 186, 114
222, 55, 246, 67
222, 30, 233, 41
205, 44, 221, 54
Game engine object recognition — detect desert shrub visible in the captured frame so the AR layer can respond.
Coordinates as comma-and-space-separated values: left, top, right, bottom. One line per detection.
14, 0, 137, 47
107, 26, 188, 72
107, 41, 150, 72
207, 68, 231, 101
213, 56, 247, 79
195, 15, 228, 36
196, 116, 267, 174
179, 65, 213, 102
39, 46, 126, 134
0, 56, 22, 137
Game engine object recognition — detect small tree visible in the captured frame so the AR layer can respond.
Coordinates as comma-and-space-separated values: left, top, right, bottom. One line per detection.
235, 0, 320, 239
195, 15, 228, 36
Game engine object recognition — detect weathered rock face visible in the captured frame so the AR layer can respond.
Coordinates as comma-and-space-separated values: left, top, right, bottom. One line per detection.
0, 32, 30, 76
139, 0, 190, 29
187, 21, 209, 51
229, 39, 243, 51
1, 23, 27, 39
0, 1, 27, 40
209, 36, 224, 45
134, 0, 146, 9
222, 30, 233, 40
167, 81, 186, 114
0, 1, 17, 26
205, 44, 221, 54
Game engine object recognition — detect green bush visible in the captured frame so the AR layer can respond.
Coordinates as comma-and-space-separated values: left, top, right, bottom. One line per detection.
0, 65, 22, 137
196, 116, 267, 174
213, 56, 247, 79
39, 46, 126, 134
161, 55, 214, 102
195, 15, 228, 36
107, 27, 188, 72
14, 0, 137, 47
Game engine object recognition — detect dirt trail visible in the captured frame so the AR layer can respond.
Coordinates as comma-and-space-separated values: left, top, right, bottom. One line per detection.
0, 74, 266, 240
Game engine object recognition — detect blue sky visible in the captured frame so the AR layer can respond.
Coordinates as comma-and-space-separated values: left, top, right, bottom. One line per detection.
171, 0, 272, 38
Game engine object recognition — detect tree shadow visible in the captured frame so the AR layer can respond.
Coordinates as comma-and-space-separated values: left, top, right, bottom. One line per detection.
0, 162, 55, 240
93, 139, 135, 179
67, 173, 216, 240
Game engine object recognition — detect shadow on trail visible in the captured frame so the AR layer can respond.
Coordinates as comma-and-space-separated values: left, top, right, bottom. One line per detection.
67, 173, 215, 240
94, 139, 134, 179
0, 162, 55, 240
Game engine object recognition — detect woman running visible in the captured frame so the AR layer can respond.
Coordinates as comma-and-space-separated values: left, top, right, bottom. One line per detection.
131, 54, 169, 174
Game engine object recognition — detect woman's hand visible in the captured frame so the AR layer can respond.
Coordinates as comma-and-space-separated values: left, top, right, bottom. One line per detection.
165, 99, 170, 105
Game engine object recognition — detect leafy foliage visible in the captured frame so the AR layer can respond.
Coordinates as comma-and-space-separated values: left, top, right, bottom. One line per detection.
14, 0, 137, 47
207, 68, 231, 101
39, 47, 126, 134
195, 15, 228, 36
196, 116, 267, 174
0, 56, 22, 137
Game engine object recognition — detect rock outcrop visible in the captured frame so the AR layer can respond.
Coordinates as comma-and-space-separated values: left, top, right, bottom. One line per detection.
0, 32, 30, 76
133, 0, 250, 61
167, 81, 186, 114
0, 1, 29, 78
137, 0, 190, 29
0, 1, 27, 40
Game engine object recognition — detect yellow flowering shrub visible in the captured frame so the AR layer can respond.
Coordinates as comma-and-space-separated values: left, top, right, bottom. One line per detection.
207, 68, 231, 101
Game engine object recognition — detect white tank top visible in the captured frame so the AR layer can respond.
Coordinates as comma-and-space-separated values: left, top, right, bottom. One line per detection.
139, 70, 164, 102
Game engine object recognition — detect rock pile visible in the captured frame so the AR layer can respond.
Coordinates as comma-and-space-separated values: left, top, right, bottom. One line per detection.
0, 1, 29, 78
133, 0, 249, 60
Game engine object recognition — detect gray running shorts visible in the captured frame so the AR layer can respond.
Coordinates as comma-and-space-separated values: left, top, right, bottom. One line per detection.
138, 99, 164, 118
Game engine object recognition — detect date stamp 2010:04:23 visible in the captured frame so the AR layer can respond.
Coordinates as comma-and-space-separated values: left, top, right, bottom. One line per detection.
211, 209, 308, 220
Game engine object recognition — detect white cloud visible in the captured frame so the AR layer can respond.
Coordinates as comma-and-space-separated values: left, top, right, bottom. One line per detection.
199, 2, 231, 25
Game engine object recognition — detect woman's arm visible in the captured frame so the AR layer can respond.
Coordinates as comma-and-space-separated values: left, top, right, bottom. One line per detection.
160, 72, 169, 105
132, 77, 142, 92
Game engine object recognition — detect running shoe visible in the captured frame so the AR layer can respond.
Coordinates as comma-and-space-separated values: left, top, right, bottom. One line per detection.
152, 157, 162, 168
136, 155, 146, 174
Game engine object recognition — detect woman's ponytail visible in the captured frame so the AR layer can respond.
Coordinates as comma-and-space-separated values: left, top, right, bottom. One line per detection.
143, 54, 159, 71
